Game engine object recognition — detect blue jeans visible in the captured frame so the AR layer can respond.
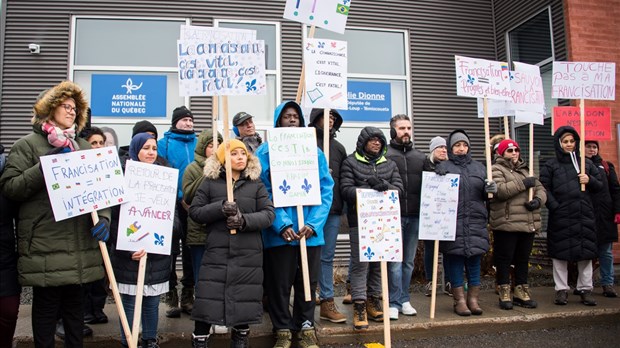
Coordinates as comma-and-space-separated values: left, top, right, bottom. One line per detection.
119, 294, 160, 345
443, 254, 481, 288
319, 214, 341, 300
190, 245, 205, 286
598, 242, 615, 286
388, 217, 420, 308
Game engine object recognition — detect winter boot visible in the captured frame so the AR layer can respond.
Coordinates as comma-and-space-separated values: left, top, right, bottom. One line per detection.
579, 290, 597, 306
366, 295, 383, 322
603, 285, 618, 298
141, 339, 160, 348
192, 333, 210, 348
319, 298, 346, 323
498, 284, 513, 310
181, 286, 195, 314
165, 289, 181, 318
452, 287, 471, 316
231, 327, 250, 348
513, 284, 537, 308
342, 281, 352, 305
466, 285, 483, 315
296, 327, 319, 348
353, 301, 369, 330
273, 329, 292, 348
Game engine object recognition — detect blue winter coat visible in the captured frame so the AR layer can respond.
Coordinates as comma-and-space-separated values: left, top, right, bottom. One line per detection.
157, 130, 197, 200
255, 101, 334, 249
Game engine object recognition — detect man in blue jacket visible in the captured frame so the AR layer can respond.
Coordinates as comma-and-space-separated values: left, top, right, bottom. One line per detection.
255, 101, 334, 348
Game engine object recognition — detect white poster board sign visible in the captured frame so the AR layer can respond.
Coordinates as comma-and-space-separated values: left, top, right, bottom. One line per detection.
477, 98, 514, 118
283, 0, 352, 34
117, 161, 178, 255
356, 189, 402, 262
177, 39, 266, 96
267, 127, 321, 207
303, 38, 348, 109
418, 172, 460, 241
551, 61, 616, 100
180, 25, 256, 41
40, 147, 127, 222
511, 63, 545, 114
455, 55, 511, 100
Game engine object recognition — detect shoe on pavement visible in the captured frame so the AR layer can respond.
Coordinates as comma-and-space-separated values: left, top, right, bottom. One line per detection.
444, 281, 453, 296
602, 285, 618, 298
342, 282, 353, 305
192, 333, 210, 348
498, 284, 513, 310
231, 327, 250, 348
400, 301, 417, 316
273, 329, 292, 348
353, 301, 369, 330
366, 295, 383, 322
513, 284, 537, 308
388, 307, 398, 320
424, 281, 433, 297
297, 327, 319, 348
579, 290, 597, 306
554, 290, 568, 305
320, 298, 346, 323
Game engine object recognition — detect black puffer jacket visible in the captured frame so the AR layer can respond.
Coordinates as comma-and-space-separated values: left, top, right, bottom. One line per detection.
540, 126, 602, 261
386, 139, 426, 216
189, 154, 274, 327
436, 130, 489, 257
589, 154, 620, 244
340, 127, 403, 228
0, 147, 20, 297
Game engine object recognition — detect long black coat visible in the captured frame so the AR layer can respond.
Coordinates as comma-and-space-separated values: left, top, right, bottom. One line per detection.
588, 154, 620, 245
0, 150, 20, 297
540, 126, 602, 261
189, 154, 274, 327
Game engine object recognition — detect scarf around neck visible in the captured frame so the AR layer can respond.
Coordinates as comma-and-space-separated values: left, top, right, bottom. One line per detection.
42, 121, 79, 151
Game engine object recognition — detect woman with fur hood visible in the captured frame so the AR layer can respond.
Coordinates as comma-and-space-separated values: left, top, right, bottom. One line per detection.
189, 139, 274, 348
0, 81, 111, 347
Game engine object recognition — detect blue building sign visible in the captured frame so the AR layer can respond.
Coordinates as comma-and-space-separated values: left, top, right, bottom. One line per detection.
91, 74, 167, 117
338, 81, 392, 122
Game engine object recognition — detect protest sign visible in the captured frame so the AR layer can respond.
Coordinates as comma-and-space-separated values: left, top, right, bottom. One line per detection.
551, 62, 616, 100
180, 25, 255, 41
477, 98, 514, 118
303, 38, 347, 109
40, 147, 127, 222
514, 110, 544, 125
267, 127, 321, 207
552, 106, 612, 140
177, 39, 266, 96
117, 161, 178, 255
283, 0, 352, 34
511, 62, 545, 114
356, 189, 402, 262
455, 55, 511, 100
418, 172, 460, 241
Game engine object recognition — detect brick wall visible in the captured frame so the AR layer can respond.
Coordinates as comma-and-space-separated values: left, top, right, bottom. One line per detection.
563, 0, 620, 261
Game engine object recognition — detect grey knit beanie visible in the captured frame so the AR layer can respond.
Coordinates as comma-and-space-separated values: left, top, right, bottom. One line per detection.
429, 136, 447, 153
450, 131, 470, 148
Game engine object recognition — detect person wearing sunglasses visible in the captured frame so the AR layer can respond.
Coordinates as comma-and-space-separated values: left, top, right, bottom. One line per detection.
489, 139, 546, 310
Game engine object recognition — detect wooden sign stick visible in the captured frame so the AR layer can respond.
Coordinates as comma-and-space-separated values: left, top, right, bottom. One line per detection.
482, 98, 493, 198
295, 25, 316, 104
380, 261, 392, 348
221, 96, 237, 234
528, 123, 534, 201
503, 116, 510, 139
296, 206, 312, 301
212, 96, 219, 150
131, 253, 148, 348
429, 239, 440, 319
579, 99, 586, 191
323, 108, 330, 162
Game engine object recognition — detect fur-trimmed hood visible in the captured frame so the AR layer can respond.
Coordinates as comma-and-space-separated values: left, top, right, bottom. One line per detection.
32, 81, 89, 132
203, 152, 262, 181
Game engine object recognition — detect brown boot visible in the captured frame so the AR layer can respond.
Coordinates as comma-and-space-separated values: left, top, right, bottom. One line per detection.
467, 285, 483, 315
365, 295, 383, 322
342, 281, 352, 305
452, 287, 471, 316
320, 298, 346, 323
352, 301, 369, 330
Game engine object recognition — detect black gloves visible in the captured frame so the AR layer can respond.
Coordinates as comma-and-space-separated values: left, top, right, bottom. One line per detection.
435, 167, 447, 176
524, 197, 542, 211
45, 147, 71, 156
222, 201, 238, 217
522, 176, 537, 189
367, 177, 389, 192
91, 218, 110, 242
226, 211, 245, 230
485, 180, 498, 194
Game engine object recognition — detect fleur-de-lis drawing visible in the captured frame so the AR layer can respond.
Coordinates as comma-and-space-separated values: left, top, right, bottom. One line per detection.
389, 192, 397, 203
317, 41, 325, 48
301, 178, 312, 193
331, 41, 337, 48
154, 233, 164, 246
509, 72, 515, 80
343, 0, 351, 4
364, 247, 375, 260
121, 78, 143, 94
467, 74, 475, 85
246, 79, 257, 92
279, 179, 291, 194
450, 177, 459, 187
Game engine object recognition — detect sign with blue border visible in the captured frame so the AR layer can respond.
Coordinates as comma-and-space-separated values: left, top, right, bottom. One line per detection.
338, 81, 392, 122
91, 74, 167, 117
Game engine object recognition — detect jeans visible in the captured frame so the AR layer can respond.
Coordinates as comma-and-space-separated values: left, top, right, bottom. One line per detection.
349, 227, 382, 301
388, 216, 420, 308
119, 294, 160, 345
319, 214, 342, 300
444, 254, 481, 288
598, 243, 615, 286
190, 245, 205, 286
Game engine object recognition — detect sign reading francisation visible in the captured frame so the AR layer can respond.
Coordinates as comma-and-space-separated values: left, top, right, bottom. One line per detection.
338, 81, 391, 122
90, 74, 167, 117
356, 189, 402, 262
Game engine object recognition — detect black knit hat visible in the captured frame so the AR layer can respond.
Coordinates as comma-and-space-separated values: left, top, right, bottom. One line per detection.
132, 120, 158, 139
171, 106, 193, 126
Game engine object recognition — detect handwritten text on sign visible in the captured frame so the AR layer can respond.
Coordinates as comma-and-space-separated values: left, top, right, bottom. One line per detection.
180, 25, 255, 42
418, 172, 460, 241
117, 161, 178, 255
356, 189, 402, 262
177, 40, 266, 96
551, 62, 616, 100
552, 107, 612, 141
455, 55, 511, 101
303, 38, 348, 109
267, 128, 321, 207
40, 147, 127, 222
283, 0, 352, 34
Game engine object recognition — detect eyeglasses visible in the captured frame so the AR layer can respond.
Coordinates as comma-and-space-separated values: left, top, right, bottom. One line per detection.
60, 104, 78, 114
505, 148, 520, 154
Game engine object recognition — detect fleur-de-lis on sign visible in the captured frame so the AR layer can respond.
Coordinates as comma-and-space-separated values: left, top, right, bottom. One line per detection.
154, 233, 164, 246
301, 178, 312, 193
364, 247, 375, 260
331, 41, 337, 48
279, 179, 291, 194
389, 191, 397, 203
467, 74, 475, 85
450, 177, 459, 187
246, 79, 257, 92
317, 41, 325, 48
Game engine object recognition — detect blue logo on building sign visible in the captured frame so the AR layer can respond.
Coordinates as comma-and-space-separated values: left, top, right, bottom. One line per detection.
91, 74, 167, 117
338, 81, 392, 122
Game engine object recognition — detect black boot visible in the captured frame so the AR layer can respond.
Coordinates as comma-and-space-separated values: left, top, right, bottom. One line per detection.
192, 333, 210, 348
141, 338, 160, 348
231, 327, 250, 348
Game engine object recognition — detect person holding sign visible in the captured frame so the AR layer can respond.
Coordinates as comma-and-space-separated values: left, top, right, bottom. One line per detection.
188, 139, 274, 348
340, 126, 403, 330
540, 126, 602, 306
435, 130, 495, 316
255, 101, 333, 348
584, 140, 620, 298
489, 139, 547, 310
110, 133, 172, 348
0, 81, 111, 347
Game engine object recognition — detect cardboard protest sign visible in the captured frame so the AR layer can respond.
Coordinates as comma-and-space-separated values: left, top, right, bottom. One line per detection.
303, 38, 348, 109
511, 62, 545, 114
477, 98, 514, 118
455, 55, 511, 100
356, 189, 402, 262
267, 127, 321, 207
40, 147, 127, 222
180, 25, 255, 41
177, 39, 266, 96
117, 161, 178, 255
552, 62, 616, 100
552, 106, 612, 140
283, 0, 352, 34
418, 172, 460, 241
